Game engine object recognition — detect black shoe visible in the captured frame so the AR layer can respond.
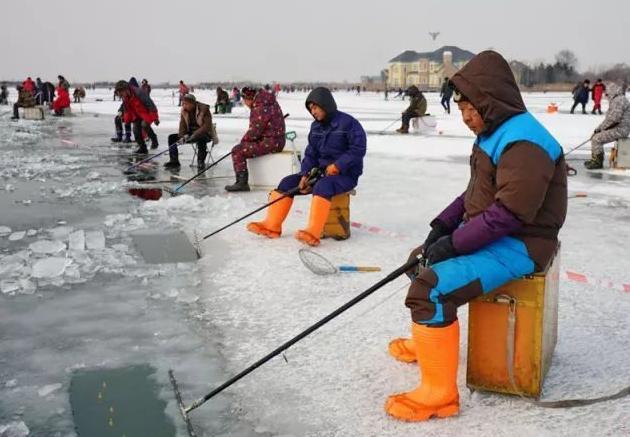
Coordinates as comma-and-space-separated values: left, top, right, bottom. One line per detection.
134, 145, 149, 154
150, 143, 158, 150
584, 152, 604, 170
10, 116, 19, 121
164, 161, 181, 169
224, 171, 250, 192
123, 136, 132, 144
111, 136, 122, 143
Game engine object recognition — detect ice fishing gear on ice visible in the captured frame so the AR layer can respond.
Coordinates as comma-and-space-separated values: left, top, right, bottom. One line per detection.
195, 168, 322, 251
163, 150, 233, 196
298, 248, 381, 275
168, 256, 422, 436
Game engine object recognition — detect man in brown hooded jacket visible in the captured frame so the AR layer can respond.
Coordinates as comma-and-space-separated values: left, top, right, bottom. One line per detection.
385, 51, 567, 422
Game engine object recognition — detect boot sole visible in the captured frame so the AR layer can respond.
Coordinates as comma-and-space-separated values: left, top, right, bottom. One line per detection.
385, 394, 459, 421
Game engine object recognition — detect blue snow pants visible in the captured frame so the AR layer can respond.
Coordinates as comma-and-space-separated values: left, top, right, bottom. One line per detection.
406, 236, 535, 326
277, 173, 357, 200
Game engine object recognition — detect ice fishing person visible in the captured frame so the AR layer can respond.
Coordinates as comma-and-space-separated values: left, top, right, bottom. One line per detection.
584, 82, 630, 169
224, 86, 286, 192
397, 85, 427, 134
51, 75, 71, 116
114, 80, 160, 154
164, 93, 214, 170
385, 51, 567, 422
10, 85, 36, 120
247, 87, 366, 246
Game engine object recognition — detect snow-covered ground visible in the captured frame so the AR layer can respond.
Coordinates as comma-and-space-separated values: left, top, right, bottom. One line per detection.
0, 90, 628, 436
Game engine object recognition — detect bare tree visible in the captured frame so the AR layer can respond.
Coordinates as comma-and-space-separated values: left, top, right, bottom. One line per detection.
555, 50, 578, 72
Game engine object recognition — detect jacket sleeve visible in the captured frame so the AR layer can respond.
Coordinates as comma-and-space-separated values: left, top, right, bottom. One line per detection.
190, 108, 213, 141
334, 119, 367, 173
178, 111, 187, 138
300, 129, 319, 175
451, 142, 555, 254
242, 103, 271, 142
598, 97, 623, 131
432, 192, 466, 232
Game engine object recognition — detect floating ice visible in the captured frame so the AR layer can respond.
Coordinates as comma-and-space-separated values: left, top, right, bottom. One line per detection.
8, 231, 26, 242
29, 240, 66, 254
0, 421, 30, 437
32, 257, 68, 279
176, 291, 199, 304
0, 226, 11, 237
85, 231, 105, 250
48, 226, 73, 240
0, 280, 20, 294
37, 383, 62, 397
4, 379, 17, 388
86, 171, 100, 180
26, 229, 38, 237
4, 184, 15, 192
68, 230, 85, 251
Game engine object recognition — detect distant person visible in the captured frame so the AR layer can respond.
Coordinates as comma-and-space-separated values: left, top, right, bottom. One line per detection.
225, 87, 286, 192
274, 83, 281, 96
232, 87, 241, 105
51, 75, 71, 116
22, 77, 35, 94
214, 87, 230, 114
178, 80, 189, 106
440, 77, 453, 114
40, 81, 55, 104
0, 85, 8, 105
570, 79, 590, 114
141, 79, 151, 96
11, 85, 36, 120
115, 80, 160, 154
247, 87, 366, 246
584, 82, 630, 169
591, 78, 606, 115
164, 94, 214, 170
34, 78, 44, 104
73, 87, 85, 103
397, 85, 427, 134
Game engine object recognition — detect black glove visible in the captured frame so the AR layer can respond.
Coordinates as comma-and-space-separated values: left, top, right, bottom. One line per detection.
593, 128, 602, 134
154, 119, 160, 126
405, 245, 424, 281
422, 220, 450, 256
425, 235, 457, 266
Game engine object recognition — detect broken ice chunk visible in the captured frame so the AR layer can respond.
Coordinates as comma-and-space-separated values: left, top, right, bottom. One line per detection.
85, 231, 106, 250
68, 230, 85, 251
32, 257, 68, 278
37, 383, 62, 397
8, 231, 26, 242
29, 240, 66, 254
0, 421, 30, 437
0, 226, 12, 237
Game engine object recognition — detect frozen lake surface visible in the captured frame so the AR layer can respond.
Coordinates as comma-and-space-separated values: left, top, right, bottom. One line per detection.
0, 89, 629, 436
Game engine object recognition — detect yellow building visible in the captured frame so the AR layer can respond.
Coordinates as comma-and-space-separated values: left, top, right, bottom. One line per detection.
387, 46, 475, 90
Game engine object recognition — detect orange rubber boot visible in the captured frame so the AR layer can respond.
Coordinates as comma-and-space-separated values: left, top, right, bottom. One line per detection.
246, 191, 293, 238
294, 195, 331, 246
388, 338, 417, 363
385, 321, 460, 422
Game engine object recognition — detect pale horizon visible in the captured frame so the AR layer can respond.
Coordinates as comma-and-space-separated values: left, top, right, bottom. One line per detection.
2, 0, 629, 83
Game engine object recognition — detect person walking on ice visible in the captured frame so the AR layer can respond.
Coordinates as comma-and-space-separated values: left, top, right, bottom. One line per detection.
385, 51, 567, 422
247, 87, 366, 246
584, 82, 630, 170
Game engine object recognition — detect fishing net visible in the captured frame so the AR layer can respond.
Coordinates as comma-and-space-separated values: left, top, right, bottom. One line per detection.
299, 248, 338, 275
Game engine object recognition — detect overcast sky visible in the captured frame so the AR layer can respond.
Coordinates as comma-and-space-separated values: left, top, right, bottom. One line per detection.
2, 0, 629, 83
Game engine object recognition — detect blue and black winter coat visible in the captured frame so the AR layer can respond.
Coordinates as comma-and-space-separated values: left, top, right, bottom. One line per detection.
300, 87, 367, 181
